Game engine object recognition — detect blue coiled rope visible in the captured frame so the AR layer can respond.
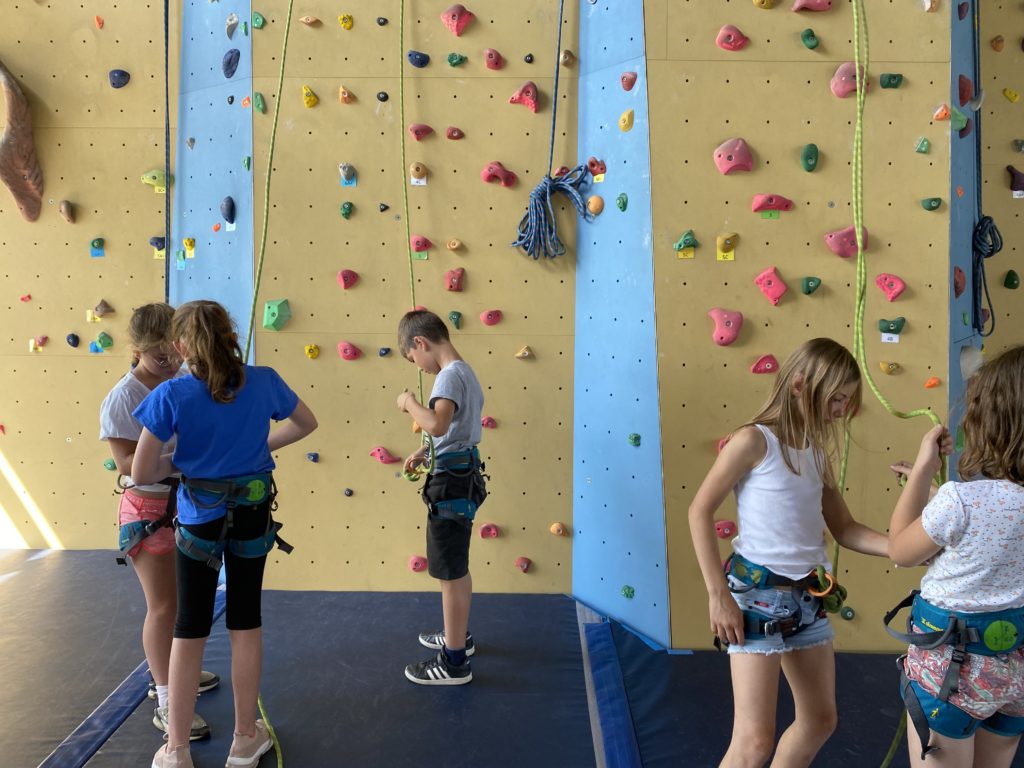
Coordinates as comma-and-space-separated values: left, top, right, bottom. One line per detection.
971, 216, 1002, 337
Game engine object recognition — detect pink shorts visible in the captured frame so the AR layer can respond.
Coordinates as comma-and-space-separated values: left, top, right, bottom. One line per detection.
118, 491, 175, 557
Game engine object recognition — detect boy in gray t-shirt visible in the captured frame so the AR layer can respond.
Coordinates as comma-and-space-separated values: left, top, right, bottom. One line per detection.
396, 309, 485, 685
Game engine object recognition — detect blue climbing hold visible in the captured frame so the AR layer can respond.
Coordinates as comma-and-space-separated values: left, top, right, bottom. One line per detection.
407, 50, 430, 68
223, 49, 240, 79
66, 333, 80, 348
378, 347, 391, 357
108, 69, 131, 88
149, 236, 166, 250
221, 196, 236, 224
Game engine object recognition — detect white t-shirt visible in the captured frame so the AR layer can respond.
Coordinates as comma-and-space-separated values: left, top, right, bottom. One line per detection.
920, 479, 1024, 612
732, 423, 830, 579
99, 369, 177, 493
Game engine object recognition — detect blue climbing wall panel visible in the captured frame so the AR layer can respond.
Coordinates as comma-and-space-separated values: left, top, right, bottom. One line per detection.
171, 2, 255, 356
573, 0, 670, 646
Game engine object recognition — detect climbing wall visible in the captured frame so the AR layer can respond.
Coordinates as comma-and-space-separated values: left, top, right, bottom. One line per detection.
646, 1, 955, 650
0, 4, 178, 549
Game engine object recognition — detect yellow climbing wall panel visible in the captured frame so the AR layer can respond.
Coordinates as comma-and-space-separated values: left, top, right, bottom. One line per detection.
0, 4, 178, 550
247, 1, 578, 592
980, 7, 1024, 356
646, 1, 953, 651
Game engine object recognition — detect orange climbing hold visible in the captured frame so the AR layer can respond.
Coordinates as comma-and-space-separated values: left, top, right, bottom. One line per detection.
550, 522, 568, 536
94, 15, 104, 29
933, 103, 951, 121
924, 377, 941, 389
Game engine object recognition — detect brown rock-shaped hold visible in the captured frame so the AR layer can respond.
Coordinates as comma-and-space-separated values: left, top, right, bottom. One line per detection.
0, 58, 44, 221
94, 299, 115, 317
445, 267, 465, 292
958, 75, 973, 107
58, 200, 75, 223
514, 556, 531, 573
509, 81, 539, 112
560, 50, 576, 67
338, 85, 355, 104
440, 4, 474, 36
621, 71, 638, 91
445, 125, 465, 140
992, 36, 1005, 52
408, 123, 433, 141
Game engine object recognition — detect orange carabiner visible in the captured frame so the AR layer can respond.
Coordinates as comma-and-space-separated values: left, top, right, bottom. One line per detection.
807, 570, 837, 598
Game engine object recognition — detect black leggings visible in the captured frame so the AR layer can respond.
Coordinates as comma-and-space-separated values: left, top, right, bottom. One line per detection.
173, 502, 270, 639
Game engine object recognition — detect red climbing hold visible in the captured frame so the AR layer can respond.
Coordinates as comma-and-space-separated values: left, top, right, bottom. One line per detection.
479, 523, 500, 539
338, 341, 362, 360
716, 25, 750, 52
754, 267, 788, 306
831, 62, 865, 98
337, 269, 359, 289
481, 416, 497, 428
824, 225, 868, 258
514, 556, 532, 573
958, 75, 973, 107
480, 309, 503, 326
751, 354, 779, 374
370, 446, 402, 464
621, 71, 638, 91
707, 308, 743, 346
445, 126, 465, 140
715, 520, 737, 538
509, 81, 539, 112
484, 48, 504, 70
792, 0, 832, 10
440, 4, 474, 36
713, 138, 753, 174
953, 266, 966, 298
480, 162, 517, 187
587, 157, 607, 176
19, 294, 31, 302
875, 273, 907, 302
94, 15, 104, 29
408, 555, 428, 572
751, 193, 794, 212
445, 267, 465, 292
410, 234, 432, 252
408, 123, 433, 141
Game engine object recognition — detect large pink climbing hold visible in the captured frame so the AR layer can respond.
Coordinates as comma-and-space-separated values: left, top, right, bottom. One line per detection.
831, 62, 865, 98
484, 48, 504, 70
480, 309, 503, 326
479, 523, 500, 538
707, 308, 743, 346
824, 225, 868, 258
446, 267, 465, 292
440, 4, 474, 36
408, 123, 433, 141
445, 125, 465, 140
481, 416, 497, 428
793, 0, 832, 10
338, 341, 362, 360
337, 269, 359, 289
410, 234, 432, 252
754, 267, 788, 306
715, 520, 737, 539
713, 138, 753, 174
751, 193, 794, 212
370, 446, 402, 464
509, 81, 539, 112
716, 25, 749, 51
751, 354, 779, 374
875, 273, 907, 301
408, 555, 428, 572
480, 161, 517, 187
621, 71, 638, 91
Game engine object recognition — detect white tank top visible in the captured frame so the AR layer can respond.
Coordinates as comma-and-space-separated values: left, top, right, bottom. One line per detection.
732, 423, 830, 579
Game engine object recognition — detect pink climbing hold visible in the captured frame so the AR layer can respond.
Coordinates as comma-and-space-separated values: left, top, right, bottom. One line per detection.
440, 4, 474, 36
484, 48, 504, 70
338, 341, 362, 360
514, 556, 532, 573
553, 165, 571, 177
445, 267, 465, 292
715, 520, 737, 539
445, 125, 465, 140
621, 71, 638, 91
716, 25, 749, 51
410, 234, 432, 252
751, 193, 794, 212
480, 309, 503, 326
754, 267, 788, 306
713, 138, 754, 174
707, 308, 744, 346
587, 157, 607, 176
953, 266, 966, 298
509, 81, 539, 112
824, 225, 868, 258
408, 555, 428, 572
480, 161, 517, 187
792, 0, 832, 10
408, 123, 433, 141
481, 416, 497, 428
876, 273, 907, 302
370, 446, 402, 464
831, 62, 865, 98
751, 354, 779, 374
479, 523, 500, 539
337, 269, 359, 289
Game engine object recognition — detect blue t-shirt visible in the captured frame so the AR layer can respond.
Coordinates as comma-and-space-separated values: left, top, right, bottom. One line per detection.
133, 365, 299, 524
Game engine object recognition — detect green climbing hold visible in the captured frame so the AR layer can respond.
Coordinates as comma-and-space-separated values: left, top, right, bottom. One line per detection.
915, 137, 930, 154
243, 156, 251, 171
880, 73, 904, 89
840, 606, 855, 621
242, 21, 248, 36
621, 585, 635, 599
628, 433, 641, 447
96, 331, 113, 349
252, 11, 266, 29
801, 143, 819, 172
262, 299, 291, 331
448, 310, 462, 329
616, 193, 628, 212
447, 53, 467, 67
673, 230, 699, 250
801, 276, 821, 295
963, 312, 970, 326
878, 317, 906, 334
91, 237, 104, 249
955, 426, 965, 451
1004, 269, 1020, 289
340, 201, 354, 219
921, 197, 942, 211
253, 92, 266, 113
800, 28, 819, 50
950, 106, 968, 132
104, 458, 117, 471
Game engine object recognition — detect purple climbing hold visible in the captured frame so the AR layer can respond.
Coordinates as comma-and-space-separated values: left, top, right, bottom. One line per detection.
108, 69, 130, 88
407, 50, 430, 68
223, 49, 240, 79
1007, 165, 1024, 193
959, 117, 974, 139
713, 138, 754, 174
957, 2, 969, 20
220, 196, 236, 224
149, 236, 166, 250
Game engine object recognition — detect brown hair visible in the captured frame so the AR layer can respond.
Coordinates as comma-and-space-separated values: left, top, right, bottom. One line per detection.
958, 345, 1024, 484
171, 300, 244, 403
128, 303, 174, 360
397, 309, 450, 355
744, 338, 862, 487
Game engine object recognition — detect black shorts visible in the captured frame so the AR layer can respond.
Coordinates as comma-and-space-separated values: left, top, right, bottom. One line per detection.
426, 513, 472, 580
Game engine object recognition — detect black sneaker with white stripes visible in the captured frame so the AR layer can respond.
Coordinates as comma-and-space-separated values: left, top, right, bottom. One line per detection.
405, 651, 473, 686
418, 630, 475, 657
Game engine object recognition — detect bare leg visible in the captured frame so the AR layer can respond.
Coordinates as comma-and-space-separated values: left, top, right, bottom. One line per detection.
229, 628, 263, 736
771, 643, 837, 768
440, 572, 472, 651
971, 728, 1021, 768
905, 716, 976, 768
166, 637, 206, 748
131, 549, 176, 686
720, 652, 782, 768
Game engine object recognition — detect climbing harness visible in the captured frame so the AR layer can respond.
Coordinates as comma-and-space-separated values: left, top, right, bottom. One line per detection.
116, 477, 179, 565
403, 431, 436, 482
421, 447, 488, 524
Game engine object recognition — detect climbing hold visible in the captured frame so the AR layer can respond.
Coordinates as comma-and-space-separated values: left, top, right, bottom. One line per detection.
616, 193, 628, 212
408, 555, 428, 573
94, 15, 104, 29
921, 197, 942, 211
621, 71, 638, 91
824, 225, 868, 258
840, 606, 855, 621
299, 15, 319, 26
447, 53, 468, 67
376, 17, 388, 25
587, 157, 607, 176
338, 14, 354, 30
716, 25, 750, 51
628, 433, 641, 446
587, 196, 605, 216
104, 458, 117, 471
621, 585, 636, 599
301, 85, 319, 108
252, 11, 266, 29
953, 266, 966, 298
445, 126, 465, 140
338, 86, 354, 104
800, 28, 819, 49
212, 223, 222, 233
440, 4, 475, 36
957, 1, 969, 19
830, 62, 864, 98
19, 294, 30, 303
337, 341, 362, 361
220, 196, 236, 224
753, 0, 777, 7
222, 49, 240, 79
792, 0, 832, 10
875, 273, 907, 301
514, 557, 531, 573
514, 345, 533, 359
480, 310, 502, 326
448, 311, 462, 329
376, 91, 389, 102
262, 299, 291, 330
410, 235, 432, 253
878, 317, 906, 334
524, 53, 534, 63
560, 50, 576, 67
141, 169, 172, 193
553, 165, 571, 177
924, 377, 941, 389
1004, 88, 1020, 103
958, 74, 973, 106
879, 361, 900, 375
304, 344, 320, 360
715, 520, 737, 538
707, 308, 743, 346
409, 162, 428, 181
241, 96, 251, 108
226, 95, 235, 106
337, 269, 359, 289
379, 347, 391, 357
992, 35, 1005, 52
305, 452, 319, 464
446, 239, 462, 251
800, 144, 819, 172
407, 50, 430, 68
933, 103, 951, 121
150, 236, 165, 251
408, 123, 433, 141
618, 109, 635, 132
751, 194, 794, 212
716, 233, 739, 253
481, 416, 497, 428
713, 138, 754, 174
90, 238, 105, 257
754, 267, 788, 306
58, 200, 74, 223
340, 202, 354, 219
108, 69, 130, 89
94, 299, 114, 317
751, 354, 779, 374
949, 106, 968, 132
483, 48, 504, 70
445, 268, 465, 292
339, 163, 357, 184
96, 331, 113, 350
480, 161, 517, 187
1004, 270, 1020, 289
550, 522, 568, 536
253, 93, 266, 113
801, 276, 821, 295
480, 523, 500, 539
1007, 165, 1024, 193
66, 332, 80, 348
880, 73, 904, 89
914, 137, 930, 153
509, 82, 539, 112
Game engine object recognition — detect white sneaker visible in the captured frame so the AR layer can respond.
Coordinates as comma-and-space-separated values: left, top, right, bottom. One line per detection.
226, 719, 273, 767
152, 705, 212, 740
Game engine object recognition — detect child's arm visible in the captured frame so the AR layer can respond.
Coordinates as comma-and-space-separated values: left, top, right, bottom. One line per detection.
131, 429, 176, 485
688, 426, 765, 646
267, 399, 318, 452
107, 437, 139, 476
397, 391, 455, 438
821, 484, 889, 556
889, 425, 951, 567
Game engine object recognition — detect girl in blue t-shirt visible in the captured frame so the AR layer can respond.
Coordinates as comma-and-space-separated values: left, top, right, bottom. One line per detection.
133, 300, 317, 768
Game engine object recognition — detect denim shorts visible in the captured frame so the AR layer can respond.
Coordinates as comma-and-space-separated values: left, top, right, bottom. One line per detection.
726, 578, 834, 655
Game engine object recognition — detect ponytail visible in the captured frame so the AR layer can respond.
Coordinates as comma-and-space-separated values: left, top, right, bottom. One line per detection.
171, 301, 245, 403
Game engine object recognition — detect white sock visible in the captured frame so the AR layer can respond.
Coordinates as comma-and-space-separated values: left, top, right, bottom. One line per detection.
156, 684, 169, 709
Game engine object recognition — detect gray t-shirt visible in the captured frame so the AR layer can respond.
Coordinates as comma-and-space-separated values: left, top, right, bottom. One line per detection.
429, 359, 483, 456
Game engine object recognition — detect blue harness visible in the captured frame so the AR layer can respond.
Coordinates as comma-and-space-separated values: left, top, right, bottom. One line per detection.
722, 553, 824, 644
425, 448, 486, 522
116, 477, 178, 566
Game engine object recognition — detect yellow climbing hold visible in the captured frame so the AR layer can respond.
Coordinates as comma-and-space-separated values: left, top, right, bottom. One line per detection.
302, 85, 319, 108
304, 344, 320, 359
514, 345, 534, 359
338, 14, 354, 30
618, 108, 635, 132
752, 0, 776, 6
716, 233, 739, 252
1004, 87, 1020, 103
879, 361, 900, 375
